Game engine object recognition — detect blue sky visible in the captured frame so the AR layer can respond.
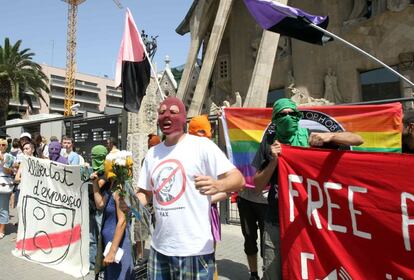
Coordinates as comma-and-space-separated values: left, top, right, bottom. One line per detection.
0, 0, 193, 78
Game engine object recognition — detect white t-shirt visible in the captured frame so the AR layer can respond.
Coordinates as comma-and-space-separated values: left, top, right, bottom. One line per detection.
138, 134, 235, 256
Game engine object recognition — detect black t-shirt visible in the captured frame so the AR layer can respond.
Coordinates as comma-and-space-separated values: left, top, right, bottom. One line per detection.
251, 124, 345, 224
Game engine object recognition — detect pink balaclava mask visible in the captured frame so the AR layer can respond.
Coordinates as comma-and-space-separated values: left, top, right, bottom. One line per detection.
158, 97, 187, 135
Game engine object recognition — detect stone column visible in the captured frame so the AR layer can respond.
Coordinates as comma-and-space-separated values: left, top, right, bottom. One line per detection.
243, 30, 280, 108
176, 1, 211, 100
187, 0, 234, 117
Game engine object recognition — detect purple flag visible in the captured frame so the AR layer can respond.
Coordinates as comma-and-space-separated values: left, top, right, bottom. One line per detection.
244, 0, 331, 45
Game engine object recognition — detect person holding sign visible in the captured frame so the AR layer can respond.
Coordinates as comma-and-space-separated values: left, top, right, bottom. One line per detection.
252, 98, 363, 280
402, 110, 414, 153
0, 138, 15, 239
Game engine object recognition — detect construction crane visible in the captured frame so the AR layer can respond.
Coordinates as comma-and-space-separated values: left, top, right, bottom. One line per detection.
62, 0, 122, 116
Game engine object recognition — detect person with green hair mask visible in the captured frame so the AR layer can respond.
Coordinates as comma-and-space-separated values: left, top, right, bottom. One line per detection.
91, 145, 108, 176
271, 98, 309, 147
252, 98, 363, 280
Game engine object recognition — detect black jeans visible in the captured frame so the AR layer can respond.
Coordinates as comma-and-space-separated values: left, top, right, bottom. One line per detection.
237, 196, 267, 257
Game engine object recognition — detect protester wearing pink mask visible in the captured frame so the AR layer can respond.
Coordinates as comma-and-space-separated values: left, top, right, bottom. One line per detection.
135, 97, 245, 279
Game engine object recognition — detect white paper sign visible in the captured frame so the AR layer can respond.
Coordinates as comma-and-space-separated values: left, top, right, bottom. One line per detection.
12, 157, 89, 278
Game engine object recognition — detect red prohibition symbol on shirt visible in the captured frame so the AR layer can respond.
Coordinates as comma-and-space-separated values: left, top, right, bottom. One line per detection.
151, 159, 186, 206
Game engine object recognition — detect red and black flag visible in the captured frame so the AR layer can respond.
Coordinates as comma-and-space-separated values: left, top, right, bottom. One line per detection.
244, 0, 332, 45
115, 9, 151, 112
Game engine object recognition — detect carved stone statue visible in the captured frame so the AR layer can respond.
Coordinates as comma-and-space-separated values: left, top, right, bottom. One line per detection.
344, 0, 368, 25
232, 92, 242, 107
387, 0, 410, 11
290, 87, 333, 106
324, 68, 343, 104
284, 70, 295, 97
209, 101, 221, 116
223, 100, 231, 108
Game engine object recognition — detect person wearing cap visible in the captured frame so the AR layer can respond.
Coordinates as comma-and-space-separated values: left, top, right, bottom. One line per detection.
19, 132, 31, 143
252, 98, 363, 280
402, 110, 414, 153
135, 97, 245, 279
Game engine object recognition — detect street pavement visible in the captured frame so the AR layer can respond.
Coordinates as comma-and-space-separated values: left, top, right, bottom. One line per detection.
0, 208, 262, 280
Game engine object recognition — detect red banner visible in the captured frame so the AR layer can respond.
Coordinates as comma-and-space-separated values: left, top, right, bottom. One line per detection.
278, 146, 414, 280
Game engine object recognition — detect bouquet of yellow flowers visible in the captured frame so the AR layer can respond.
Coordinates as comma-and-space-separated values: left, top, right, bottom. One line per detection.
106, 150, 133, 197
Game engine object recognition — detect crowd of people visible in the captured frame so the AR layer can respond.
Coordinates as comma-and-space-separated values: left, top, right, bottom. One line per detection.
0, 96, 413, 280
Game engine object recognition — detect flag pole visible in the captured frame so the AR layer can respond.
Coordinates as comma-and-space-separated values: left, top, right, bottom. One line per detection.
267, 1, 414, 88
308, 22, 414, 88
139, 40, 166, 101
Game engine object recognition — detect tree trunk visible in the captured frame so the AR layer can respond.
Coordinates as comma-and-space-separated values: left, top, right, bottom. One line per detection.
0, 94, 10, 127
0, 83, 11, 127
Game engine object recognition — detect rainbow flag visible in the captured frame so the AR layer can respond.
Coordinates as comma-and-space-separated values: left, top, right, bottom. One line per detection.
221, 103, 402, 188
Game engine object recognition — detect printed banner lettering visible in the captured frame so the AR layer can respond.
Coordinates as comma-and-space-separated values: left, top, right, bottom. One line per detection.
278, 146, 414, 279
12, 157, 89, 278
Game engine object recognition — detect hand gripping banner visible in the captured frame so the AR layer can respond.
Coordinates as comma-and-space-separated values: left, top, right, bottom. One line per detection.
278, 145, 414, 279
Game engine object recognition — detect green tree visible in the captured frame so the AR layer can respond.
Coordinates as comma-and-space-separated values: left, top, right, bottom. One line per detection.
0, 38, 49, 126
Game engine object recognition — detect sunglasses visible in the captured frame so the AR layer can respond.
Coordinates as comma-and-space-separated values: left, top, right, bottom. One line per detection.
276, 111, 300, 118
0, 144, 7, 147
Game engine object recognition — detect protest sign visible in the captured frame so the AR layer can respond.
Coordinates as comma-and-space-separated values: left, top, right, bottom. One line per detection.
12, 157, 89, 278
278, 145, 414, 279
221, 103, 402, 187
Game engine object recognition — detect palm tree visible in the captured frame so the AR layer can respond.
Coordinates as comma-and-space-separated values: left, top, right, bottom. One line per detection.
0, 38, 50, 126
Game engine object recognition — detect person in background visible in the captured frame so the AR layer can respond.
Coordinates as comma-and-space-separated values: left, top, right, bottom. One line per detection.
91, 144, 135, 280
6, 138, 12, 153
105, 137, 120, 185
135, 97, 245, 279
402, 110, 414, 153
106, 137, 120, 155
89, 145, 109, 272
0, 138, 15, 239
134, 134, 161, 264
19, 132, 31, 146
9, 139, 20, 157
237, 188, 267, 280
188, 114, 228, 280
48, 141, 68, 165
50, 136, 59, 143
41, 136, 49, 158
252, 98, 363, 280
33, 133, 45, 158
147, 133, 161, 149
12, 141, 35, 232
62, 136, 80, 165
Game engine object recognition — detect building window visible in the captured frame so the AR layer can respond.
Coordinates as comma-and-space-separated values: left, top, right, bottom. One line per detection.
267, 88, 285, 107
216, 55, 230, 81
360, 67, 401, 102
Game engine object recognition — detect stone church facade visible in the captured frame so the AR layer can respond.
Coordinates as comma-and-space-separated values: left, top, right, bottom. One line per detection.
175, 0, 414, 115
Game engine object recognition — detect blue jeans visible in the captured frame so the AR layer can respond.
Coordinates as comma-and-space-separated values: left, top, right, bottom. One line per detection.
0, 193, 11, 224
148, 247, 215, 280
